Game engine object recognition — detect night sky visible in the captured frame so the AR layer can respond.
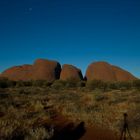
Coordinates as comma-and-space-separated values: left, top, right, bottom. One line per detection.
0, 0, 140, 77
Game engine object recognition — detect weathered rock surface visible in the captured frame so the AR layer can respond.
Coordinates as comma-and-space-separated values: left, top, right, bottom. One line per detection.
112, 66, 136, 81
60, 64, 83, 81
85, 61, 137, 81
1, 59, 61, 81
1, 65, 32, 81
32, 59, 61, 81
1, 60, 137, 82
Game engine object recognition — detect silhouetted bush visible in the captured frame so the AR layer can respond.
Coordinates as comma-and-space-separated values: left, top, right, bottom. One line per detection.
51, 80, 85, 89
117, 81, 132, 90
16, 81, 25, 87
108, 82, 119, 90
108, 81, 133, 90
0, 78, 16, 88
23, 81, 33, 87
86, 80, 107, 90
32, 80, 46, 87
43, 81, 53, 87
133, 80, 140, 90
65, 79, 79, 88
86, 80, 134, 91
51, 80, 66, 89
77, 81, 86, 87
101, 82, 109, 92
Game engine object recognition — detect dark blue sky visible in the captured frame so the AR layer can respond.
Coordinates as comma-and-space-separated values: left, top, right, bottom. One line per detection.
0, 0, 140, 77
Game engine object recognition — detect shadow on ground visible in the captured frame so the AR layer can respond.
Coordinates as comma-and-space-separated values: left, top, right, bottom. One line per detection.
50, 121, 86, 140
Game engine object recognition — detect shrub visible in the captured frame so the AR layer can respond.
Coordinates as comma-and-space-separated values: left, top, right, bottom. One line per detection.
86, 80, 106, 90
117, 81, 132, 90
51, 80, 66, 89
16, 81, 25, 87
133, 80, 140, 90
32, 80, 46, 87
65, 79, 79, 88
101, 82, 109, 92
108, 82, 119, 90
43, 81, 53, 87
77, 81, 86, 87
23, 81, 33, 87
0, 78, 16, 88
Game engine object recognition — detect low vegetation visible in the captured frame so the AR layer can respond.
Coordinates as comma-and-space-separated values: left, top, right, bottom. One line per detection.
0, 79, 140, 139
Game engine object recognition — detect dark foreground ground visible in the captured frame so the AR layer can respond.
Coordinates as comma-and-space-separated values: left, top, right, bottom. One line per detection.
0, 86, 140, 139
49, 115, 118, 140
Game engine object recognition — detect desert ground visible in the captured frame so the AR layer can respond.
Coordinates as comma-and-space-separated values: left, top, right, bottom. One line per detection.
0, 79, 140, 140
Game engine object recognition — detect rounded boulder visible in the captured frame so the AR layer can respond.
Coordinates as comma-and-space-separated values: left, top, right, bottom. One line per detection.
60, 64, 83, 81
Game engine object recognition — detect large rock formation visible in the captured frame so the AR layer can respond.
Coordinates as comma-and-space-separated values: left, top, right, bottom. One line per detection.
1, 59, 61, 82
112, 66, 136, 81
60, 64, 83, 81
85, 61, 136, 81
1, 65, 32, 81
32, 59, 61, 81
0, 59, 137, 82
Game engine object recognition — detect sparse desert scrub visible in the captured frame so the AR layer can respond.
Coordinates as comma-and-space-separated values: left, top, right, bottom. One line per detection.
47, 88, 140, 139
0, 88, 55, 140
0, 83, 140, 139
86, 80, 105, 90
51, 79, 86, 90
51, 80, 67, 90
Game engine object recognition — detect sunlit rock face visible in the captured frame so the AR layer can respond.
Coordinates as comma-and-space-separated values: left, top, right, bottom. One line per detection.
1, 59, 61, 82
32, 59, 61, 81
1, 60, 137, 82
111, 66, 137, 81
85, 61, 137, 82
1, 65, 33, 81
60, 64, 83, 81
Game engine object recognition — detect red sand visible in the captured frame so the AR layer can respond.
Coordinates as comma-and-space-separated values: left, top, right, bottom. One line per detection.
80, 126, 118, 140
50, 115, 119, 140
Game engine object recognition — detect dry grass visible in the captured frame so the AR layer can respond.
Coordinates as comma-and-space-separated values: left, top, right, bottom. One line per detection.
47, 88, 140, 139
0, 87, 140, 139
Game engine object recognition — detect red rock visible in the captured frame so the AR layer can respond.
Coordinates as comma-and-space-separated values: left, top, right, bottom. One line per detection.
85, 62, 116, 81
1, 60, 137, 82
112, 66, 136, 81
1, 59, 61, 82
60, 64, 83, 81
85, 61, 136, 81
1, 65, 32, 81
32, 59, 61, 81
